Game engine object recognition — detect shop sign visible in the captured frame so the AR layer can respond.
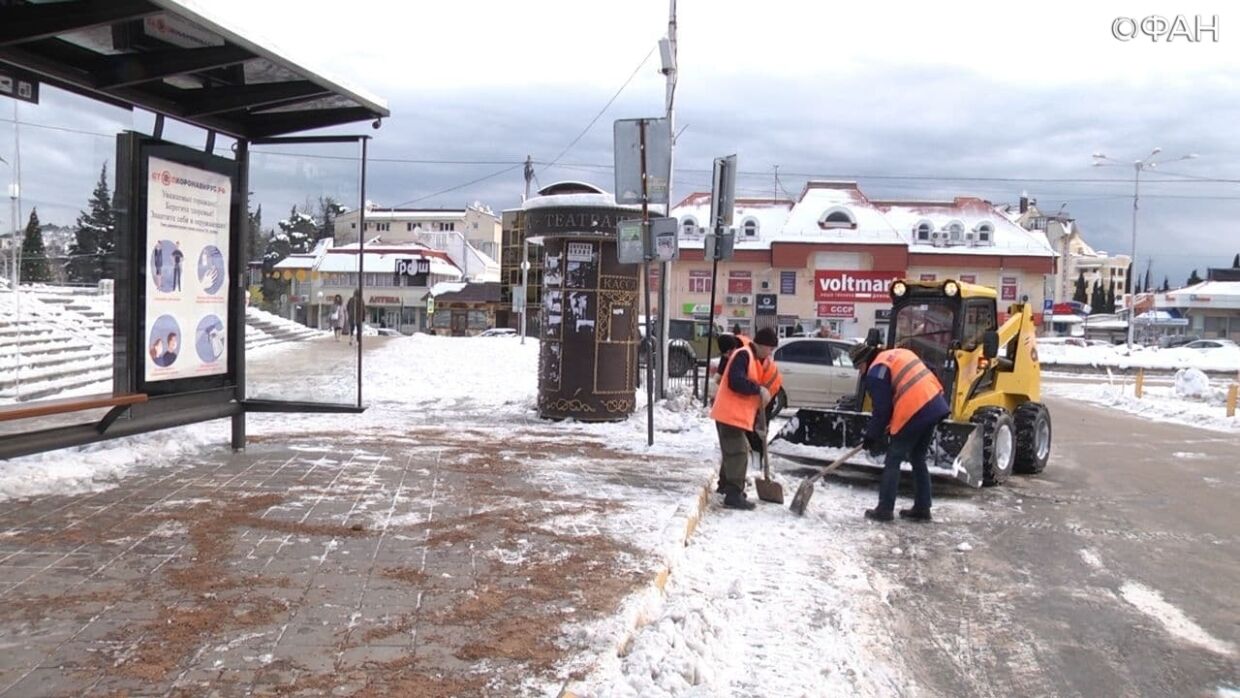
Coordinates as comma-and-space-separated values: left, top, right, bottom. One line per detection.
682, 302, 720, 315
727, 270, 753, 294
1001, 275, 1018, 301
780, 271, 797, 295
959, 274, 977, 283
920, 273, 937, 282
756, 293, 777, 316
875, 309, 893, 322
369, 295, 401, 305
817, 303, 855, 318
814, 270, 904, 302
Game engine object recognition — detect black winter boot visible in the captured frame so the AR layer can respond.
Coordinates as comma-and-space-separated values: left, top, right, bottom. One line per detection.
899, 508, 932, 523
864, 508, 894, 522
723, 489, 756, 510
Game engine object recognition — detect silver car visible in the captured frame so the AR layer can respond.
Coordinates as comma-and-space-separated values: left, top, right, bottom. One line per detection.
771, 338, 861, 413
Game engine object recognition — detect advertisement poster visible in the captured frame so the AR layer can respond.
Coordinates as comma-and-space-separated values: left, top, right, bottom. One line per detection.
144, 157, 231, 382
1001, 275, 1019, 301
727, 270, 752, 294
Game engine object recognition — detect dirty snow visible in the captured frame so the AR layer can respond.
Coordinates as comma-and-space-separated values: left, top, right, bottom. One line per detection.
1174, 368, 1212, 398
1078, 548, 1103, 570
1119, 581, 1236, 656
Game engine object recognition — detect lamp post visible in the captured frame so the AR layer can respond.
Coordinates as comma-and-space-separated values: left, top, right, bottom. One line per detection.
1091, 148, 1198, 350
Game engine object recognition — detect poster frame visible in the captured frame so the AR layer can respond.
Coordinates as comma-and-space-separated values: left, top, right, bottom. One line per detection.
119, 133, 244, 397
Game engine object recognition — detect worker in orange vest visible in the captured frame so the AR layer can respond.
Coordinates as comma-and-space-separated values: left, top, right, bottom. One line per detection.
710, 327, 782, 510
849, 343, 950, 523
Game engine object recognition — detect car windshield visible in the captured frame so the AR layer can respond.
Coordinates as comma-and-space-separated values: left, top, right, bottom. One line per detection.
891, 301, 957, 375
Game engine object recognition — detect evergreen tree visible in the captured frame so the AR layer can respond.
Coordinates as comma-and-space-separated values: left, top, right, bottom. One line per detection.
245, 202, 264, 264
1090, 280, 1105, 313
1143, 266, 1152, 295
1072, 271, 1088, 305
279, 205, 319, 254
1186, 269, 1203, 286
1105, 284, 1116, 314
65, 163, 115, 283
18, 208, 51, 283
1160, 276, 1170, 292
1124, 263, 1132, 295
1233, 253, 1239, 268
316, 196, 346, 243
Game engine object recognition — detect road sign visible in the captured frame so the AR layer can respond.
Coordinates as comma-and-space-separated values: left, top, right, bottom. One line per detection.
613, 118, 671, 205
709, 155, 737, 230
617, 219, 645, 264
651, 217, 678, 261
1043, 298, 1054, 312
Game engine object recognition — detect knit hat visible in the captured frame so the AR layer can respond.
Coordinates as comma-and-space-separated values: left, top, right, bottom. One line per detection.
754, 327, 780, 347
848, 342, 879, 367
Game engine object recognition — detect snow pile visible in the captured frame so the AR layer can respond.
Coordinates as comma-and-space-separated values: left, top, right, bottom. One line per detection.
1039, 342, 1240, 372
1044, 380, 1238, 433
1173, 368, 1211, 398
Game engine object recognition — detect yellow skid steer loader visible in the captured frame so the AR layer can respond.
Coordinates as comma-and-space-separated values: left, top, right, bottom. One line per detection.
772, 279, 1052, 487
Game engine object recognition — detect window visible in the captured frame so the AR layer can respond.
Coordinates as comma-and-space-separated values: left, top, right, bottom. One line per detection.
376, 222, 390, 232
688, 273, 712, 293
818, 208, 856, 230
407, 222, 414, 231
961, 299, 997, 350
443, 222, 456, 232
915, 221, 933, 242
682, 216, 699, 236
351, 222, 357, 229
975, 222, 993, 243
946, 221, 964, 243
779, 271, 797, 295
773, 340, 832, 366
742, 218, 759, 237
892, 301, 957, 381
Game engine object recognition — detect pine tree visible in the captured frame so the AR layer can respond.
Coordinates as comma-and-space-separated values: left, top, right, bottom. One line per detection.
1105, 284, 1116, 314
316, 196, 346, 243
1143, 266, 1152, 295
1186, 269, 1203, 286
1124, 263, 1133, 295
1073, 271, 1088, 305
245, 202, 264, 264
279, 205, 319, 254
18, 208, 51, 283
1233, 253, 1239, 268
1090, 280, 1105, 314
65, 163, 116, 283
1160, 276, 1170, 292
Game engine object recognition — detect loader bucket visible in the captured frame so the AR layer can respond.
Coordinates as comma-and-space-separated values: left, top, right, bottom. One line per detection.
772, 408, 985, 488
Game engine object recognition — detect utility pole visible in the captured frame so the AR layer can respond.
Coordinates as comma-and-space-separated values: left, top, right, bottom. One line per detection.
657, 0, 678, 399
773, 165, 779, 204
519, 155, 533, 345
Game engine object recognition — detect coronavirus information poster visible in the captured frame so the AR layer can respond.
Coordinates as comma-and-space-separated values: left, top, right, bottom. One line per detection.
144, 157, 231, 382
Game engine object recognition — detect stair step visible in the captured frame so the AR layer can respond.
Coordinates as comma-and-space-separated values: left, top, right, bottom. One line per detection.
0, 357, 112, 389
1, 369, 113, 402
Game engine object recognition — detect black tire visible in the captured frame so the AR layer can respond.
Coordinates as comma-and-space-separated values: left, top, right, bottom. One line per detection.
971, 406, 1015, 487
1014, 402, 1052, 475
668, 347, 694, 378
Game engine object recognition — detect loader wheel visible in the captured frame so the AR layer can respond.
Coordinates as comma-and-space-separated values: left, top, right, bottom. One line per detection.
835, 395, 858, 411
971, 406, 1015, 487
668, 347, 694, 378
1013, 402, 1052, 475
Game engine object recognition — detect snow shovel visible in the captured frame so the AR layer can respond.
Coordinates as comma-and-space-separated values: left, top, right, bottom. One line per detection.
789, 445, 865, 516
752, 409, 784, 504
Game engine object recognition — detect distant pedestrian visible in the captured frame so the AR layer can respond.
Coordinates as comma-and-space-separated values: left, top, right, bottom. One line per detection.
347, 290, 364, 346
849, 343, 950, 523
816, 325, 839, 339
330, 294, 346, 341
710, 327, 782, 510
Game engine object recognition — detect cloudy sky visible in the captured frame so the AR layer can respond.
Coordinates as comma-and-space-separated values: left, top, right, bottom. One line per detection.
3, 0, 1238, 285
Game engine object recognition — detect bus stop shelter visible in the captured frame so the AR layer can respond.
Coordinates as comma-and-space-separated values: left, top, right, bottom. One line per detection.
0, 0, 389, 459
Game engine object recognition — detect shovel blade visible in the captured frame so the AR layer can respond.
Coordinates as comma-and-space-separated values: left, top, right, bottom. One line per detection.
789, 480, 814, 516
755, 477, 784, 504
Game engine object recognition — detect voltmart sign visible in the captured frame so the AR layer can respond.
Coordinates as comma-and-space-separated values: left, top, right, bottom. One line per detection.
814, 270, 905, 302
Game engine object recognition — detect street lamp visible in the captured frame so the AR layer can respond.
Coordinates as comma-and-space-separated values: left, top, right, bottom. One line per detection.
1091, 148, 1199, 350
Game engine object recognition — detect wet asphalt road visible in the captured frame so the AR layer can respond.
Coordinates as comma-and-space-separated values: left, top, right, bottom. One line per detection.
858, 396, 1239, 697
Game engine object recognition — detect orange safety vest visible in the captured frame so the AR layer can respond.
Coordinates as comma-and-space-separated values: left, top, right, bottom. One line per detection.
871, 348, 944, 435
730, 334, 782, 395
710, 345, 763, 431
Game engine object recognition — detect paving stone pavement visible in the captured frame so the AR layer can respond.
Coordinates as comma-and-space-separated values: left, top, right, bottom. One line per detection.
0, 421, 704, 696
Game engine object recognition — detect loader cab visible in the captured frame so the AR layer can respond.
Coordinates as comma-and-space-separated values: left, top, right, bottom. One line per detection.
887, 279, 998, 389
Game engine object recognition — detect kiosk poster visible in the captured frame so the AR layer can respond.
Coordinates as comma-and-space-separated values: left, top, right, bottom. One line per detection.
144, 157, 231, 381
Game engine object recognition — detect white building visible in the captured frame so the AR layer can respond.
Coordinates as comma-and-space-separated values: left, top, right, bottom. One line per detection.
333, 202, 502, 263
274, 238, 463, 333
1011, 199, 1130, 304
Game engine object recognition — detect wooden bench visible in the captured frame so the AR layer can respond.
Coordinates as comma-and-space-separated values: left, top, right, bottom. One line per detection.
0, 393, 148, 432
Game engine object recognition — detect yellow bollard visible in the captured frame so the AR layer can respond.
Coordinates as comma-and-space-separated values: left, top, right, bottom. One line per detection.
1227, 383, 1238, 418
1135, 369, 1144, 399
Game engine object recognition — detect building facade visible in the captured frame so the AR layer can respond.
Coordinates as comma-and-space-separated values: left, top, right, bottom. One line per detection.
1014, 200, 1129, 306
333, 202, 502, 266
662, 182, 1056, 340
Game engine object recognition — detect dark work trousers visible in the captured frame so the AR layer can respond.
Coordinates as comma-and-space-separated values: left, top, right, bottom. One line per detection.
875, 422, 937, 514
715, 422, 751, 494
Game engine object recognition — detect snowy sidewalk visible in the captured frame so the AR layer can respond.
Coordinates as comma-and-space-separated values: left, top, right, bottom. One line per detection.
0, 336, 722, 696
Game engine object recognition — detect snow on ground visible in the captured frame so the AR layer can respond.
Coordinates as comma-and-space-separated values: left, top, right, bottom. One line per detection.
1044, 377, 1240, 433
1039, 341, 1240, 372
1119, 581, 1236, 657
